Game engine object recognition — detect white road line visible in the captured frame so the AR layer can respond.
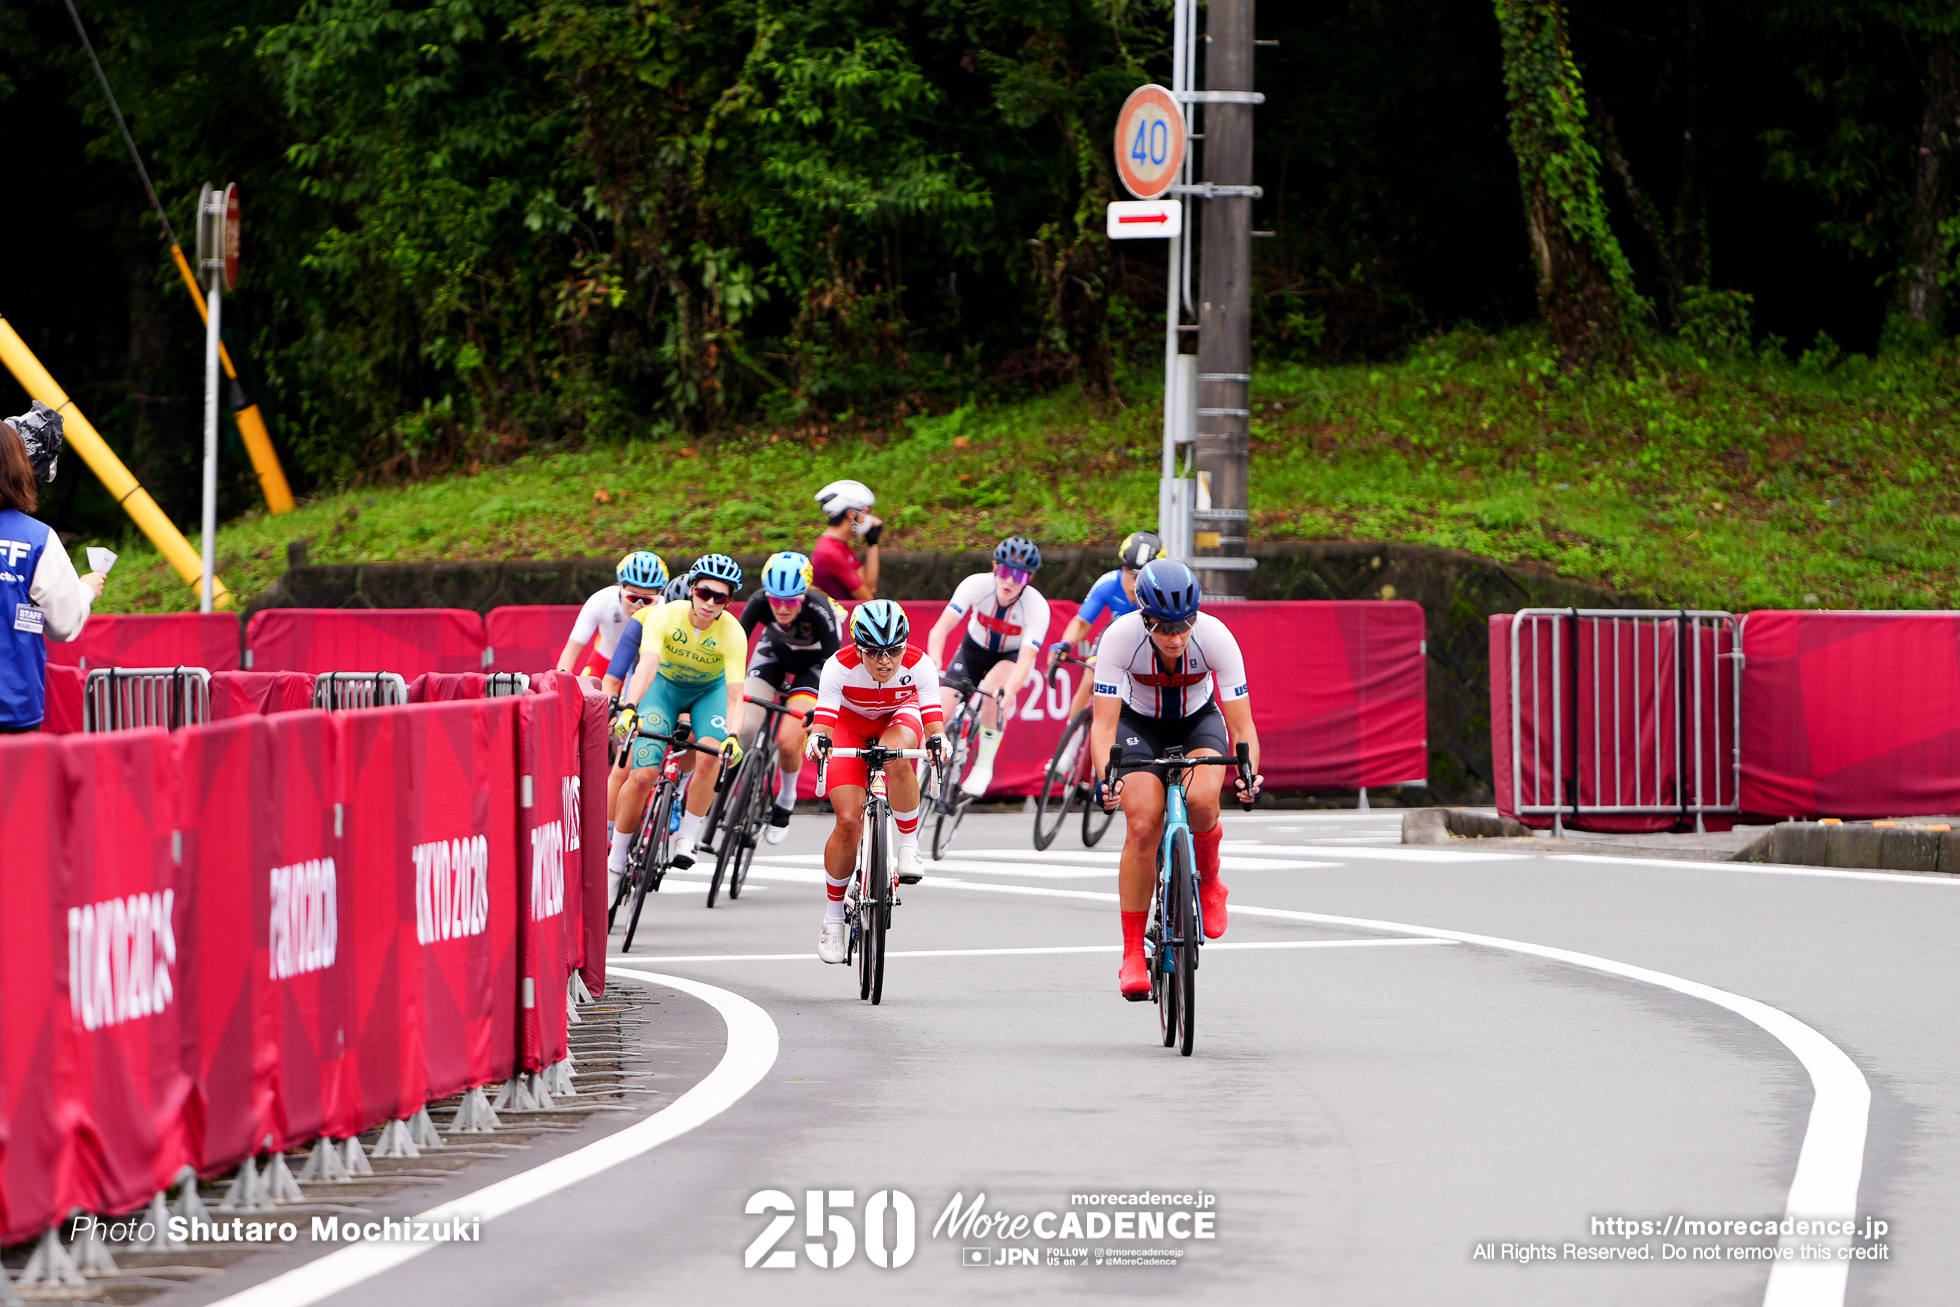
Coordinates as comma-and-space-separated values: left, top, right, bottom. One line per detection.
605, 938, 1453, 964
752, 850, 1332, 873
1551, 853, 1960, 886
913, 875, 1868, 1307
201, 971, 778, 1307
1251, 844, 1531, 863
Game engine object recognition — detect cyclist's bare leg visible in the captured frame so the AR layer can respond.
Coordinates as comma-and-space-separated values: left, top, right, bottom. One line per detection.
1116, 772, 1167, 911
739, 676, 777, 752
824, 786, 867, 883
1180, 748, 1230, 937
777, 696, 814, 771
1067, 664, 1095, 718
878, 722, 923, 812
976, 661, 1016, 731
683, 748, 723, 816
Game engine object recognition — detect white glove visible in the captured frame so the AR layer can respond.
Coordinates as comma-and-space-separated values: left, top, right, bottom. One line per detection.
804, 733, 830, 761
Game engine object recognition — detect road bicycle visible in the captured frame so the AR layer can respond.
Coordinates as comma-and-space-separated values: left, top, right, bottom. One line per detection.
818, 740, 933, 1005
614, 724, 724, 953
1104, 742, 1253, 1056
705, 693, 813, 908
1032, 649, 1114, 851
927, 674, 1004, 860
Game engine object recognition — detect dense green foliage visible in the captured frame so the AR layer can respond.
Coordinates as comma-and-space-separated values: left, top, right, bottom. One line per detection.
93, 330, 1960, 616
0, 0, 1954, 557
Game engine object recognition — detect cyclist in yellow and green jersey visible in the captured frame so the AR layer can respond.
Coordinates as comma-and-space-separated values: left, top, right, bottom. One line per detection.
608, 554, 748, 884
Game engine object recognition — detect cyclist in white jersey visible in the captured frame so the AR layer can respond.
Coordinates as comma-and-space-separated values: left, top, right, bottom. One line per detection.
1093, 559, 1264, 1000
925, 536, 1049, 796
558, 551, 668, 676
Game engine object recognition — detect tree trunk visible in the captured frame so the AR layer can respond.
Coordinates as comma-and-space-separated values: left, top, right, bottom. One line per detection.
1671, 0, 1710, 293
1900, 38, 1959, 329
1493, 0, 1644, 367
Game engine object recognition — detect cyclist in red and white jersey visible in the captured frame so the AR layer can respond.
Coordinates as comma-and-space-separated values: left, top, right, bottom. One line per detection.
558, 551, 667, 676
805, 600, 947, 963
925, 536, 1048, 796
1093, 559, 1264, 999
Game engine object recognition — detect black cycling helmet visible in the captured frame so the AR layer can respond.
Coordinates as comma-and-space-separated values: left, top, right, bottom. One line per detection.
1135, 558, 1201, 623
1117, 531, 1165, 571
993, 536, 1042, 573
850, 599, 909, 652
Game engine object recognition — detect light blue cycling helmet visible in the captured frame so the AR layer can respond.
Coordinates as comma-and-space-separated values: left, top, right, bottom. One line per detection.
688, 553, 744, 593
663, 574, 690, 603
850, 599, 909, 652
616, 550, 669, 591
761, 551, 812, 599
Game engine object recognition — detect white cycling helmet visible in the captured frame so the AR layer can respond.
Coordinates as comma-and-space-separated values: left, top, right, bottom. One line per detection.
815, 479, 875, 519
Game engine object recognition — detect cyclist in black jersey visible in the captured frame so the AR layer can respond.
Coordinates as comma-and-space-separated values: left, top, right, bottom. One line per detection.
738, 551, 845, 840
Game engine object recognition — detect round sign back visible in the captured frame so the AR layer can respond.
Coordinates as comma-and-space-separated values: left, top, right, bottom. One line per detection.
1113, 85, 1186, 200
222, 184, 240, 292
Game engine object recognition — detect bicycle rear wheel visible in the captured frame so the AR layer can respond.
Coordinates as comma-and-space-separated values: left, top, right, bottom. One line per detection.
707, 751, 759, 908
623, 787, 672, 952
730, 752, 774, 900
869, 811, 890, 1005
1169, 831, 1199, 1057
1033, 709, 1088, 850
1078, 713, 1116, 846
1154, 902, 1178, 1048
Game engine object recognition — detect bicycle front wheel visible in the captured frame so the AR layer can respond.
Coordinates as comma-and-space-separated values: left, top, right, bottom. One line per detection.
869, 812, 890, 1006
1081, 725, 1116, 847
1169, 830, 1199, 1057
707, 751, 758, 908
1033, 709, 1088, 850
623, 787, 672, 952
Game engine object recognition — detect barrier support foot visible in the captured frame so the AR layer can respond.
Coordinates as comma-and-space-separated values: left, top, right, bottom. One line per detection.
171, 1166, 212, 1223
219, 1155, 271, 1212
71, 1212, 118, 1276
137, 1192, 187, 1249
19, 1226, 86, 1288
298, 1137, 353, 1184
264, 1150, 306, 1203
371, 1118, 420, 1159
448, 1085, 501, 1134
408, 1105, 446, 1150
0, 1261, 21, 1305
343, 1136, 374, 1177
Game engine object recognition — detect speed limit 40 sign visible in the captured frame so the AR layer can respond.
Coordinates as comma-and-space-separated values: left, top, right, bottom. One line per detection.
1113, 85, 1186, 200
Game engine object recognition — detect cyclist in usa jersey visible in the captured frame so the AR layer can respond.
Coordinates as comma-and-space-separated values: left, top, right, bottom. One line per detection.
1093, 559, 1264, 1000
559, 551, 668, 677
1044, 530, 1163, 720
925, 536, 1048, 797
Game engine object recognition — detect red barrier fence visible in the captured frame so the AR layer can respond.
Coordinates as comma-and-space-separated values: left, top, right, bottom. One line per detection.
210, 670, 318, 719
245, 609, 488, 676
1739, 611, 1960, 819
0, 687, 605, 1243
45, 613, 241, 673
487, 606, 583, 675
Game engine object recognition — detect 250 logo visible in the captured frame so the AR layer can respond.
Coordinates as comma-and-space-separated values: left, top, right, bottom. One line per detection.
744, 1190, 916, 1269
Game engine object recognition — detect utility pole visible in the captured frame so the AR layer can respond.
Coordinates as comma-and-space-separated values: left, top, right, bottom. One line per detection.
1191, 0, 1258, 597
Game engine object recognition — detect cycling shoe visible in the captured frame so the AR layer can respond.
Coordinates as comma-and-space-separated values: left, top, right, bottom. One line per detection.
1118, 950, 1151, 1001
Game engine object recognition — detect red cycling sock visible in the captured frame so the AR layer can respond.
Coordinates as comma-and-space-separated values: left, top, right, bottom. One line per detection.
1193, 825, 1223, 880
1121, 909, 1146, 955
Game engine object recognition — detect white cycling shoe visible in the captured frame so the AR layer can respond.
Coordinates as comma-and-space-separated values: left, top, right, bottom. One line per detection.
960, 760, 995, 797
817, 920, 848, 964
897, 845, 925, 884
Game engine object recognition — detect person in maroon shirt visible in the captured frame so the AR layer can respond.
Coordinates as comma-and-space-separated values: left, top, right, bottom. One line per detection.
811, 479, 883, 601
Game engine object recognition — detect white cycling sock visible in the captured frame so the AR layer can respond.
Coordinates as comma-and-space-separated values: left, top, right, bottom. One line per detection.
606, 820, 615, 841
974, 726, 1003, 764
677, 809, 706, 847
776, 765, 801, 809
824, 879, 850, 923
607, 829, 634, 874
892, 806, 921, 848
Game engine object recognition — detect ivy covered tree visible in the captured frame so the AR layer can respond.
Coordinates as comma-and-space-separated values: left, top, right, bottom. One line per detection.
1492, 0, 1646, 366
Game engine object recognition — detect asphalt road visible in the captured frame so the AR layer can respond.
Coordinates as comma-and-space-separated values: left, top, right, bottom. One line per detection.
183, 805, 1959, 1307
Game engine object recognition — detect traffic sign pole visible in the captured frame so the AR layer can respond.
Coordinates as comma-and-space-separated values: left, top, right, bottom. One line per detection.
195, 183, 239, 613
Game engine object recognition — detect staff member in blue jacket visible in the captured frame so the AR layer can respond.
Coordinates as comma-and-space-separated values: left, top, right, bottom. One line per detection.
1, 405, 105, 733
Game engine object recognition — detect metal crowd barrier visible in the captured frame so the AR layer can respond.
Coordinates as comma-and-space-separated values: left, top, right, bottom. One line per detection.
484, 673, 530, 698
83, 666, 212, 732
1509, 609, 1742, 835
311, 671, 410, 710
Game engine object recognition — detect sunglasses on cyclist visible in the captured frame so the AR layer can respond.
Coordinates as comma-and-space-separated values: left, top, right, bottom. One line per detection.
856, 642, 904, 660
994, 564, 1031, 585
693, 585, 732, 606
621, 591, 655, 607
1142, 616, 1194, 636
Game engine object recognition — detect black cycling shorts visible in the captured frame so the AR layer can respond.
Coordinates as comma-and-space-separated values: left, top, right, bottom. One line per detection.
944, 633, 1017, 693
1112, 703, 1231, 782
746, 653, 822, 699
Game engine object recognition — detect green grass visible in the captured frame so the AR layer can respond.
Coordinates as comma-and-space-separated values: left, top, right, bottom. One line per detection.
88, 327, 1960, 614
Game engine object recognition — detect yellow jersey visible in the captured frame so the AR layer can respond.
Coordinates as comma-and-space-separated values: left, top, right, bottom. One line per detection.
635, 600, 747, 686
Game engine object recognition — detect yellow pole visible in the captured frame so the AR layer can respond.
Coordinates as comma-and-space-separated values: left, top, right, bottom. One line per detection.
0, 312, 233, 608
169, 243, 296, 513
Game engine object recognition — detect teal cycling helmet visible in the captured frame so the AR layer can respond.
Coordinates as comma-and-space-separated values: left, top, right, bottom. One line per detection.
761, 551, 812, 599
688, 553, 744, 593
850, 599, 909, 652
617, 550, 669, 591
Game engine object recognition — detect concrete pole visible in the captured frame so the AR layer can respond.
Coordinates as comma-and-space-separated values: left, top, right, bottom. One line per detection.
1193, 0, 1254, 596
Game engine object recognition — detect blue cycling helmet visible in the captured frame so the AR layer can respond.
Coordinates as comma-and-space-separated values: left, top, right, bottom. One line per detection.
993, 536, 1042, 572
688, 553, 744, 593
616, 550, 669, 591
850, 599, 909, 652
1135, 558, 1201, 622
761, 551, 812, 599
663, 574, 690, 603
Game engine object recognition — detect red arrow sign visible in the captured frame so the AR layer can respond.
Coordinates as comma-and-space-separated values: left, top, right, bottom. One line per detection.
1117, 213, 1170, 224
